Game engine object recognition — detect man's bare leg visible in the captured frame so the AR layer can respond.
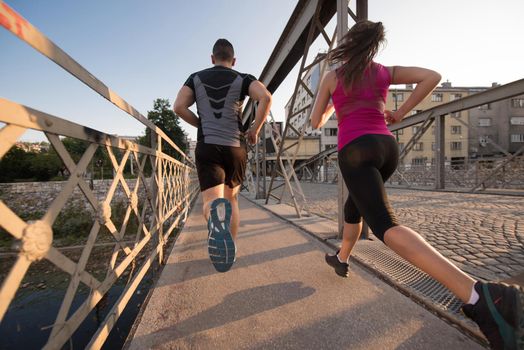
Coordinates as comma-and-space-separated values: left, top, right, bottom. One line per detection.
224, 185, 241, 240
201, 184, 224, 221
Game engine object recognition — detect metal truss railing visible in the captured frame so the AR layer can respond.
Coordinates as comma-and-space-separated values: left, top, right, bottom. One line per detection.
389, 156, 524, 190
246, 0, 366, 218
0, 2, 198, 349
387, 79, 524, 192
244, 0, 522, 237
241, 0, 367, 235
285, 79, 524, 193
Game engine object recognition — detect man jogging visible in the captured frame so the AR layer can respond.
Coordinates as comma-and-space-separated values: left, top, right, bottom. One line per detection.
174, 38, 272, 272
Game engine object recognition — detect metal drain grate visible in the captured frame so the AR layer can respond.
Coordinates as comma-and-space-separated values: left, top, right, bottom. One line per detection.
353, 240, 479, 331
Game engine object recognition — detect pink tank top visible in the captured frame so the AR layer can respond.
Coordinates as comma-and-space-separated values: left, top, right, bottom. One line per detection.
332, 62, 393, 150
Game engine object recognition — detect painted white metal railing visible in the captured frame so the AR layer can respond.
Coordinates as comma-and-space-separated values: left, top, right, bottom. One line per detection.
0, 2, 198, 348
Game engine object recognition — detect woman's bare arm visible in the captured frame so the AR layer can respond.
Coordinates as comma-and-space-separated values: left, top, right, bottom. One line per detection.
311, 71, 336, 129
386, 66, 441, 123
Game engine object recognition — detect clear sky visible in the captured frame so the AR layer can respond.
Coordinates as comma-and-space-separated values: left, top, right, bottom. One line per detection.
1, 0, 523, 142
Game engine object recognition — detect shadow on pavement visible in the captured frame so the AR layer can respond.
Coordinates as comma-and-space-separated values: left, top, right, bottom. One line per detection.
132, 281, 316, 346
158, 241, 315, 286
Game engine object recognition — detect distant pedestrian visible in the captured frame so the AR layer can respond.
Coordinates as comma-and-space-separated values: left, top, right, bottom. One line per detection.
310, 20, 523, 349
174, 39, 272, 272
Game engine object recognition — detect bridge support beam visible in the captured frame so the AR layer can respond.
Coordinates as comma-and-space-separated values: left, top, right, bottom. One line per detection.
337, 0, 369, 240
435, 115, 446, 189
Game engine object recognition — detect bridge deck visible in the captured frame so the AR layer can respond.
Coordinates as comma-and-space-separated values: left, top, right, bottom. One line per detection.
128, 195, 482, 349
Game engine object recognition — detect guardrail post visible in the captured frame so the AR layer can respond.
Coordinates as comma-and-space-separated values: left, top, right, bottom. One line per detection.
337, 0, 369, 240
356, 0, 368, 20
150, 131, 163, 264
435, 114, 446, 189
337, 0, 349, 240
260, 122, 267, 199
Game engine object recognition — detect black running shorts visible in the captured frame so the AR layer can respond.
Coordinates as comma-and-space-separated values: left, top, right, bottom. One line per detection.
195, 142, 247, 191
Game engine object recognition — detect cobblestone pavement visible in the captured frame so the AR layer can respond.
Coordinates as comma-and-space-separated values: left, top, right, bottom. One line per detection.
279, 181, 524, 282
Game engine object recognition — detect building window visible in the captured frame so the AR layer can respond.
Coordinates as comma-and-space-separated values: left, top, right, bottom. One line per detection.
451, 125, 462, 134
412, 158, 426, 165
479, 104, 491, 110
431, 93, 443, 102
395, 129, 404, 135
431, 143, 436, 151
324, 144, 336, 150
450, 93, 462, 101
398, 143, 405, 151
451, 142, 462, 150
478, 118, 492, 127
413, 142, 423, 151
510, 117, 524, 125
511, 134, 524, 143
411, 109, 423, 116
393, 92, 404, 102
324, 128, 338, 136
511, 98, 524, 108
412, 126, 421, 134
451, 111, 461, 118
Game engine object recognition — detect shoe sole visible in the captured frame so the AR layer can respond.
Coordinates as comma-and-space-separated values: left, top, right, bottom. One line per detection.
507, 284, 523, 350
208, 198, 235, 273
517, 285, 524, 350
483, 283, 524, 349
325, 254, 349, 278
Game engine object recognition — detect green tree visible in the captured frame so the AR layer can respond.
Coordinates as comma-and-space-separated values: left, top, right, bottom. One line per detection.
30, 150, 63, 181
0, 147, 32, 182
61, 136, 112, 179
0, 146, 64, 182
62, 137, 89, 163
139, 98, 188, 161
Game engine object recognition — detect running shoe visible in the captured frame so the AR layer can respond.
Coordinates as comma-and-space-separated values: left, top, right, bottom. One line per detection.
462, 281, 524, 350
325, 250, 349, 278
207, 198, 236, 272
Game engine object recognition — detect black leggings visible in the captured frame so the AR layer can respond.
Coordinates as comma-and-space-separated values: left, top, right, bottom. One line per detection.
338, 134, 399, 242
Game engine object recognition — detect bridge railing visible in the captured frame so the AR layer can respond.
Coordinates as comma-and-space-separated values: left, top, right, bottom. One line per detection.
242, 0, 523, 241
387, 79, 524, 192
0, 2, 198, 349
252, 79, 524, 193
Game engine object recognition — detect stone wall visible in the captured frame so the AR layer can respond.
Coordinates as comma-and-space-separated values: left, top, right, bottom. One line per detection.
0, 178, 150, 215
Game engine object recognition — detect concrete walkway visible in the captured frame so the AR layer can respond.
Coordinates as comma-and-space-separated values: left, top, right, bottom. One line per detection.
128, 195, 483, 349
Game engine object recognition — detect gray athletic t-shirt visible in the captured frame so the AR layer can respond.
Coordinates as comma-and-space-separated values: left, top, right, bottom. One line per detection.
184, 66, 257, 147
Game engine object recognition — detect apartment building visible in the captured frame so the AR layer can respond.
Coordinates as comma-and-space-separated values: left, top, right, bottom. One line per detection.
283, 58, 522, 165
187, 139, 197, 161
385, 82, 488, 166
284, 58, 338, 153
285, 63, 321, 138
468, 92, 524, 158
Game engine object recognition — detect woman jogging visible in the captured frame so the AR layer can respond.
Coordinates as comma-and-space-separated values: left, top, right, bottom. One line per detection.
310, 20, 523, 350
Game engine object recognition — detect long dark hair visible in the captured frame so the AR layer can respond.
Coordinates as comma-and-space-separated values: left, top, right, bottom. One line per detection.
328, 20, 385, 90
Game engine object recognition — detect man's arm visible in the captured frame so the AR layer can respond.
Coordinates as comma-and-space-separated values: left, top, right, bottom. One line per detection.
173, 86, 200, 128
247, 80, 272, 144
